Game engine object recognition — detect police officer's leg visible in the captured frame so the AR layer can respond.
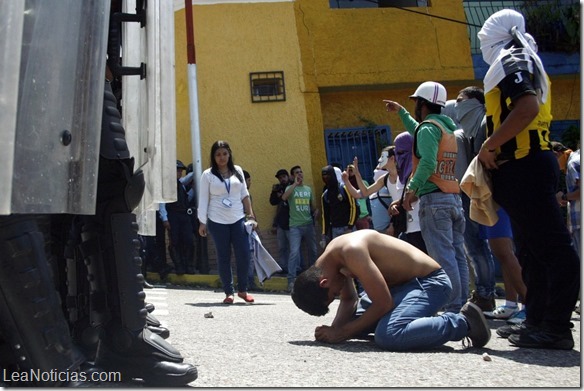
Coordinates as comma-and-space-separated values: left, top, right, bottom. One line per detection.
82, 82, 196, 385
0, 215, 85, 386
182, 214, 196, 274
168, 212, 185, 275
155, 213, 172, 279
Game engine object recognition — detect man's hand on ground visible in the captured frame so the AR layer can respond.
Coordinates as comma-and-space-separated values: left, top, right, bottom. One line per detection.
315, 325, 346, 344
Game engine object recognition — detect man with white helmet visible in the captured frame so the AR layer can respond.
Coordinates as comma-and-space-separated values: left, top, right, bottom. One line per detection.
383, 82, 468, 314
477, 9, 579, 350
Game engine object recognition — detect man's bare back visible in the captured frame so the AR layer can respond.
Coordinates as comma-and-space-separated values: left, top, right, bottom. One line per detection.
318, 229, 440, 288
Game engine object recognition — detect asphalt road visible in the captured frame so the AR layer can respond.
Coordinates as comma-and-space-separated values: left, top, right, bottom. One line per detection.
145, 285, 581, 388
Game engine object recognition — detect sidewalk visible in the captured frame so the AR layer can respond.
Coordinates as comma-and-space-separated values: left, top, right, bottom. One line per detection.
146, 271, 507, 295
146, 271, 289, 292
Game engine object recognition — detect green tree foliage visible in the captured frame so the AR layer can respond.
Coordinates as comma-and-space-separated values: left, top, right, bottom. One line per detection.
522, 0, 580, 53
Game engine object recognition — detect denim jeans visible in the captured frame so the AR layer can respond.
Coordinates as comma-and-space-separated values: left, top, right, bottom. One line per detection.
207, 218, 250, 295
331, 226, 355, 239
276, 227, 290, 272
288, 223, 317, 284
492, 151, 580, 332
373, 269, 469, 351
419, 192, 468, 313
460, 193, 496, 299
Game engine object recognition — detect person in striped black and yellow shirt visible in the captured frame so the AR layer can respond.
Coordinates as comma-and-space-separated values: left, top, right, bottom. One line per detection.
477, 9, 579, 350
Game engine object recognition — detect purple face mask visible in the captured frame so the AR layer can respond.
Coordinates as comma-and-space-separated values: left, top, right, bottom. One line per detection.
393, 132, 413, 181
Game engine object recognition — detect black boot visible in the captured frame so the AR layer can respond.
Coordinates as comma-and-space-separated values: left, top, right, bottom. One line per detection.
146, 313, 170, 339
82, 211, 197, 386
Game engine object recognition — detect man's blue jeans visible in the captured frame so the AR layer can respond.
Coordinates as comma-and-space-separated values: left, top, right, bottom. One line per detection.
419, 192, 468, 313
460, 193, 496, 299
288, 223, 317, 284
373, 269, 469, 351
207, 218, 250, 295
276, 226, 290, 272
331, 226, 354, 239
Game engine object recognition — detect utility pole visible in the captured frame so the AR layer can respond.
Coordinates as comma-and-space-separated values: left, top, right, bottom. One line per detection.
185, 0, 208, 273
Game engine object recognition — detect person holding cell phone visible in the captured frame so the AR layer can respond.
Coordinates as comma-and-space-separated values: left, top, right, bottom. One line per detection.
282, 165, 320, 292
198, 140, 257, 304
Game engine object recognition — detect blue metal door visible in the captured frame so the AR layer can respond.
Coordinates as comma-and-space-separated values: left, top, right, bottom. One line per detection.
324, 126, 393, 184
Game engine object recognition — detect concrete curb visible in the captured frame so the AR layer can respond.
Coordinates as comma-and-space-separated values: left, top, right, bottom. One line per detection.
146, 273, 507, 296
146, 272, 289, 292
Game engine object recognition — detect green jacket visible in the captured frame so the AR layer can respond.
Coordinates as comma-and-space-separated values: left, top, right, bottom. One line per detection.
398, 108, 458, 197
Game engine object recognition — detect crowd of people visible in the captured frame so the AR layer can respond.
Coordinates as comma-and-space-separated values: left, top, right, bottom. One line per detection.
291, 9, 580, 353
142, 8, 579, 355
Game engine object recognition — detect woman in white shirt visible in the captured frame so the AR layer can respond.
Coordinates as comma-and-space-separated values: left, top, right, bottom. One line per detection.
198, 140, 256, 304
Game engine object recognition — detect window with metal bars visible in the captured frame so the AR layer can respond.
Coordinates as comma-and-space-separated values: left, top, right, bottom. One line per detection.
250, 71, 286, 103
324, 125, 392, 184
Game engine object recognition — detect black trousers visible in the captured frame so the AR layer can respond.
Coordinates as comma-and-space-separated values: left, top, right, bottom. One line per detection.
492, 151, 580, 332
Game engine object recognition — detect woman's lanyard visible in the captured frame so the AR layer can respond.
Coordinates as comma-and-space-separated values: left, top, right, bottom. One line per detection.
222, 177, 233, 208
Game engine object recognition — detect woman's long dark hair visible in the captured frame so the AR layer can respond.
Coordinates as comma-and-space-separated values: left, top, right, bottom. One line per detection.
209, 140, 243, 183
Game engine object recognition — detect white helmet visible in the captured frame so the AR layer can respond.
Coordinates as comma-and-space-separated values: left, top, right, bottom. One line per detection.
409, 81, 447, 107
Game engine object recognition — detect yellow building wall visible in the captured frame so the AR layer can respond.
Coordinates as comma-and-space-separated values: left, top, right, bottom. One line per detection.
293, 0, 475, 89
549, 76, 581, 121
319, 75, 581, 144
174, 2, 325, 228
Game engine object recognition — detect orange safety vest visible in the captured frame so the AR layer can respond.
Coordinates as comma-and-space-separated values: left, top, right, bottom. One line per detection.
412, 119, 459, 194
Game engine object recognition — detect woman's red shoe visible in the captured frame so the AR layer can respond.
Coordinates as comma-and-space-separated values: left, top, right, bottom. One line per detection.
237, 292, 255, 303
223, 295, 234, 304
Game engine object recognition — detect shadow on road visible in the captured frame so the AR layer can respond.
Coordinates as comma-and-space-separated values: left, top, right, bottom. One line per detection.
481, 340, 581, 367
288, 339, 456, 353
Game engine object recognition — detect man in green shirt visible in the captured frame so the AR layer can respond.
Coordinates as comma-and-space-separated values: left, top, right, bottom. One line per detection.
383, 81, 468, 314
282, 165, 319, 292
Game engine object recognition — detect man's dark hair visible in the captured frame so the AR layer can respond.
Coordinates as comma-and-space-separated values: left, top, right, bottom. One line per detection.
291, 266, 330, 316
290, 165, 301, 176
382, 145, 396, 157
459, 86, 485, 104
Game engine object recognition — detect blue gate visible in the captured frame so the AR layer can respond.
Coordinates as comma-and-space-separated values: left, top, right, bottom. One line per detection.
324, 126, 393, 184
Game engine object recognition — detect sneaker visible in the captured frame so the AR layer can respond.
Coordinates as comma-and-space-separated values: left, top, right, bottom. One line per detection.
506, 308, 526, 325
287, 281, 294, 293
496, 323, 531, 339
484, 305, 519, 320
468, 290, 496, 312
508, 328, 574, 350
460, 301, 491, 348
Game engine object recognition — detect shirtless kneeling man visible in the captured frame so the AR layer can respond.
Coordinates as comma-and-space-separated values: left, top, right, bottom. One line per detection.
291, 230, 490, 350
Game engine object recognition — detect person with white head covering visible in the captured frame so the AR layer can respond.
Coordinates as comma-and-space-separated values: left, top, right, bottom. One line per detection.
477, 9, 579, 350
